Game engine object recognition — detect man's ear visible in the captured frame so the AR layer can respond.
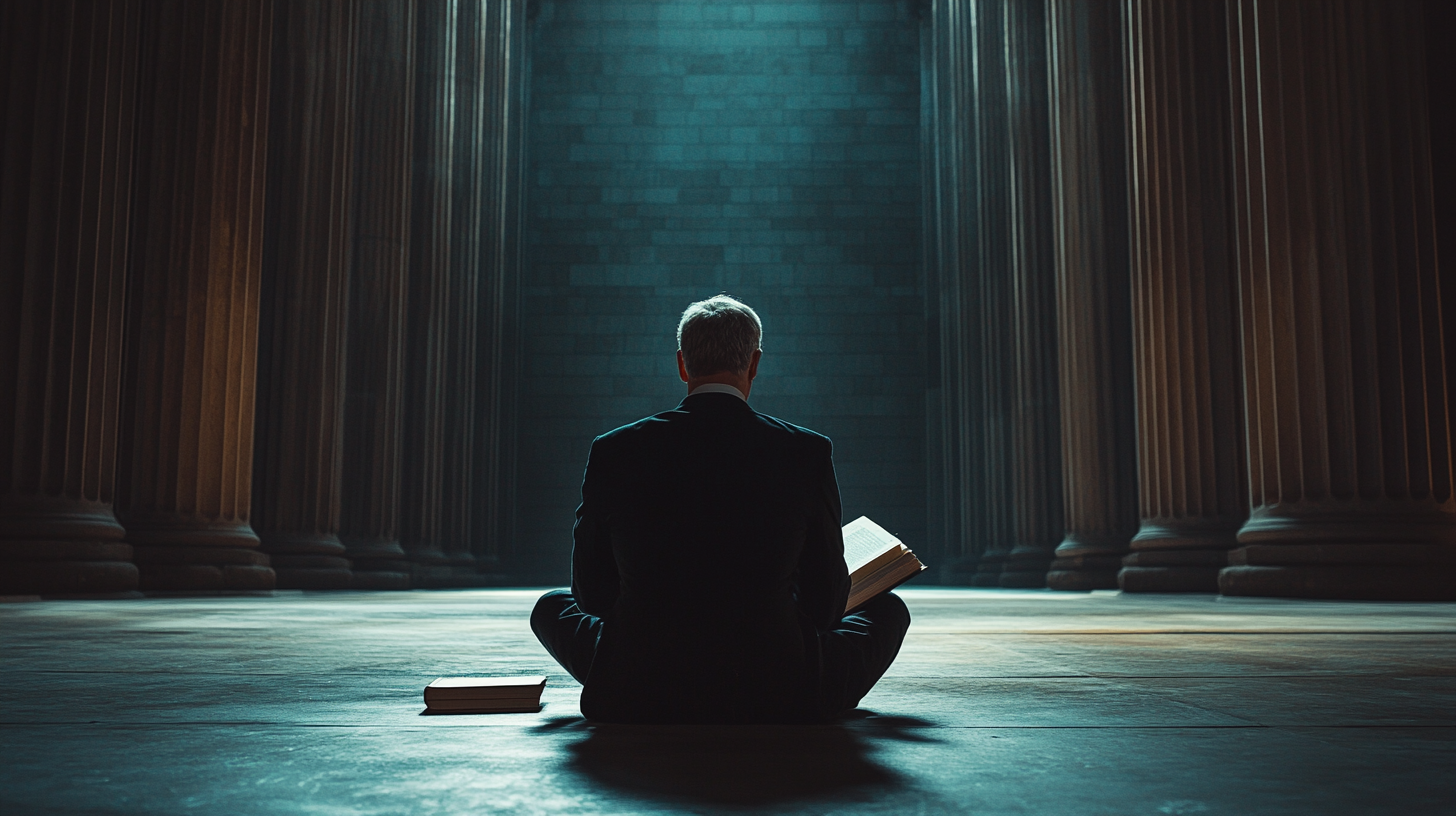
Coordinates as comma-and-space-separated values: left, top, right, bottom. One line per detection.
677, 350, 690, 383
747, 349, 762, 381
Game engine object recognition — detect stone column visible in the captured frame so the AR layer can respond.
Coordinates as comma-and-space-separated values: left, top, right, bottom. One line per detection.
436, 0, 485, 584
920, 1, 948, 574
923, 0, 986, 582
1120, 0, 1246, 592
471, 0, 527, 578
118, 0, 275, 591
400, 0, 458, 582
999, 0, 1064, 589
1432, 2, 1456, 435
252, 0, 358, 589
1221, 0, 1455, 600
0, 1, 141, 595
1045, 0, 1138, 590
340, 0, 414, 589
969, 0, 1017, 586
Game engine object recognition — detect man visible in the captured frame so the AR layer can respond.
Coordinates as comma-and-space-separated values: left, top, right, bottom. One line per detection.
531, 295, 909, 723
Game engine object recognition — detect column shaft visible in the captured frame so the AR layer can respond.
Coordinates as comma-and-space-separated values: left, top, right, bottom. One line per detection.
970, 0, 1017, 586
999, 0, 1064, 588
118, 0, 275, 591
400, 0, 458, 580
340, 0, 413, 588
437, 0, 485, 582
471, 0, 527, 578
1121, 0, 1247, 592
924, 0, 986, 582
1046, 0, 1138, 590
0, 1, 141, 594
253, 0, 358, 589
1221, 0, 1454, 599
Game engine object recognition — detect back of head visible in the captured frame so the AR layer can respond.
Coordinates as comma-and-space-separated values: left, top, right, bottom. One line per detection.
677, 295, 762, 377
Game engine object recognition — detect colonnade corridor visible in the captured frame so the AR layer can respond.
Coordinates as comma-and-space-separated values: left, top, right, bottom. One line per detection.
2, 588, 1452, 814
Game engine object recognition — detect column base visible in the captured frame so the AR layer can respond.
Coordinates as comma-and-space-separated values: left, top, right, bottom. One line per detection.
971, 548, 1009, 586
1120, 520, 1236, 592
350, 570, 411, 590
1220, 539, 1456, 599
0, 543, 140, 595
440, 549, 477, 568
343, 538, 411, 589
1119, 549, 1227, 592
0, 501, 138, 594
998, 572, 1048, 588
404, 546, 459, 588
1219, 564, 1456, 600
272, 556, 354, 589
1119, 565, 1219, 592
1237, 506, 1456, 548
136, 563, 276, 591
1047, 554, 1124, 590
132, 544, 276, 591
410, 564, 497, 588
1047, 570, 1119, 590
1048, 534, 1131, 590
998, 546, 1053, 588
938, 556, 981, 585
40, 591, 146, 600
261, 533, 353, 589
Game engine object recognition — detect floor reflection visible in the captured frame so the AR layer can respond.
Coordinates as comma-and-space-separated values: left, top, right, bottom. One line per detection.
540, 713, 938, 807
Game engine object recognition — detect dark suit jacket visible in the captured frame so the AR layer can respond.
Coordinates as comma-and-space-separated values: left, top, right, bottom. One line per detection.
570, 391, 850, 723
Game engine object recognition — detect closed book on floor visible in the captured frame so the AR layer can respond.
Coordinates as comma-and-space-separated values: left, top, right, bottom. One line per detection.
842, 516, 928, 613
424, 676, 546, 713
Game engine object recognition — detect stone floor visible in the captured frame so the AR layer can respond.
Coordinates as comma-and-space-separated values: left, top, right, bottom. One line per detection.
2, 588, 1453, 815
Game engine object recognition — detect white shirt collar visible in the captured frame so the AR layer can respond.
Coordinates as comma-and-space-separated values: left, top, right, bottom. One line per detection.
688, 383, 748, 401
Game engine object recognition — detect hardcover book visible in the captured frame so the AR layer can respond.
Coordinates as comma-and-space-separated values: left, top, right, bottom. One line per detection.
843, 516, 927, 613
423, 676, 547, 714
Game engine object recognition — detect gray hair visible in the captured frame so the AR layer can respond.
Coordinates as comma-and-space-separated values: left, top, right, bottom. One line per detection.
676, 295, 762, 377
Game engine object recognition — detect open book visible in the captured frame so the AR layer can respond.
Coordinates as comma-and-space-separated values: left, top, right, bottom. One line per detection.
843, 516, 927, 613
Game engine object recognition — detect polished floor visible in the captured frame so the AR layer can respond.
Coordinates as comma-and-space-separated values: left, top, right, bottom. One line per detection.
2, 587, 1453, 815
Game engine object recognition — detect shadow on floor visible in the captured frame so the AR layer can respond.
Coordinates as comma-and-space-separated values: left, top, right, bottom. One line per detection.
539, 712, 938, 807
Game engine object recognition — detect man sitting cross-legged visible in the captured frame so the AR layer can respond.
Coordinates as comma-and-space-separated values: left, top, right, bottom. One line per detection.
532, 295, 910, 723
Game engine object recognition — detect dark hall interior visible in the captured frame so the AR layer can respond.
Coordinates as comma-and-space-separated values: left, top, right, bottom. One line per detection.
3, 0, 1455, 814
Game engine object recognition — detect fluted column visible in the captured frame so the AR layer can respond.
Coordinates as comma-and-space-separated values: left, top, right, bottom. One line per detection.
340, 0, 414, 589
923, 0, 986, 582
400, 0, 458, 581
0, 1, 141, 595
471, 0, 527, 578
1046, 0, 1138, 590
1120, 0, 1246, 592
1221, 0, 1454, 600
969, 0, 1017, 587
1434, 4, 1456, 436
118, 0, 275, 591
921, 1, 948, 575
252, 0, 358, 589
436, 0, 485, 584
337, 0, 413, 588
998, 0, 1063, 588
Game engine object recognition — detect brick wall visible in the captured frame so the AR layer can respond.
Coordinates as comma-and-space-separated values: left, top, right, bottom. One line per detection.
519, 0, 925, 578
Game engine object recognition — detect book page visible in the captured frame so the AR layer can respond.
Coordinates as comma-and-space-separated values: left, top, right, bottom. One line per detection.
428, 676, 546, 690
842, 516, 901, 573
846, 550, 927, 613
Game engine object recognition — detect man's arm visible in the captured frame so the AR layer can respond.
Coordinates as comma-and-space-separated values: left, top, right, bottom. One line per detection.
795, 439, 851, 631
570, 437, 619, 617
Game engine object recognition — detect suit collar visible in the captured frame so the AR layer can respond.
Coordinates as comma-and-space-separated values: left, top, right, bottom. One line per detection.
687, 382, 748, 401
679, 391, 755, 415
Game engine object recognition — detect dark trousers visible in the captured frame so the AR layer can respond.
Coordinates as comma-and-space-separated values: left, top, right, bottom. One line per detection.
530, 589, 911, 720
